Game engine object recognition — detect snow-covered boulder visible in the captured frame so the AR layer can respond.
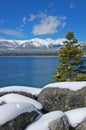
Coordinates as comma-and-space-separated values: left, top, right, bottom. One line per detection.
43, 82, 86, 91
64, 108, 86, 130
24, 107, 86, 130
49, 117, 69, 130
0, 93, 43, 110
65, 108, 86, 128
75, 117, 86, 130
0, 102, 39, 130
25, 111, 64, 130
0, 86, 41, 99
38, 82, 86, 111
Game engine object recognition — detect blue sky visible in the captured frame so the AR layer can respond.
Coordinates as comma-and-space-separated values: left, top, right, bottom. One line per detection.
0, 0, 85, 41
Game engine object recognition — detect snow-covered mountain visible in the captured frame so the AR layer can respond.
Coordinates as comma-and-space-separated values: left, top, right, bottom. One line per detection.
0, 38, 65, 55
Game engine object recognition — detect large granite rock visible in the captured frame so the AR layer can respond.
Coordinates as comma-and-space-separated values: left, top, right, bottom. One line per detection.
0, 111, 38, 130
38, 87, 86, 112
49, 117, 69, 130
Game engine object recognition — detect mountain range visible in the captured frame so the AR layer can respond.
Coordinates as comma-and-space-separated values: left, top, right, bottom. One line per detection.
0, 38, 65, 55
0, 38, 85, 55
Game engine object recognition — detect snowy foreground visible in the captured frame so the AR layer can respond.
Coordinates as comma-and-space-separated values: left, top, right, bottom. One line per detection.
0, 81, 86, 129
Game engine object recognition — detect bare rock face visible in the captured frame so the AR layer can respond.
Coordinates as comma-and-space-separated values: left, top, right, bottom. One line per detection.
49, 117, 69, 130
0, 111, 38, 130
38, 87, 86, 112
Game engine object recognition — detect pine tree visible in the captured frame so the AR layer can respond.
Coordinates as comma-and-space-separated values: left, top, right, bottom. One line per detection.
54, 32, 86, 81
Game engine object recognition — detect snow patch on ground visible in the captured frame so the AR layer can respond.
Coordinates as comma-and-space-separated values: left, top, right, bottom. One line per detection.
0, 93, 42, 110
44, 81, 86, 91
0, 86, 41, 96
25, 111, 64, 130
0, 102, 37, 126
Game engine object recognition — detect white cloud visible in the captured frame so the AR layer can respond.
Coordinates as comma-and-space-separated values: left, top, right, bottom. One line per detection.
38, 12, 47, 19
21, 24, 25, 27
61, 22, 66, 28
16, 12, 66, 36
0, 29, 25, 38
32, 14, 66, 35
16, 17, 27, 32
28, 12, 47, 22
22, 17, 27, 25
32, 16, 59, 35
19, 29, 24, 32
16, 25, 24, 32
60, 16, 67, 20
70, 3, 75, 8
28, 14, 37, 22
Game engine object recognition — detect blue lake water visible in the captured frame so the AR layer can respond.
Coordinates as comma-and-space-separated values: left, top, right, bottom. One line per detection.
0, 56, 86, 88
0, 56, 60, 88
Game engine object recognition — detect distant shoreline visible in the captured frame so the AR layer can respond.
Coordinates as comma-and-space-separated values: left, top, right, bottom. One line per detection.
0, 54, 85, 57
0, 53, 58, 56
